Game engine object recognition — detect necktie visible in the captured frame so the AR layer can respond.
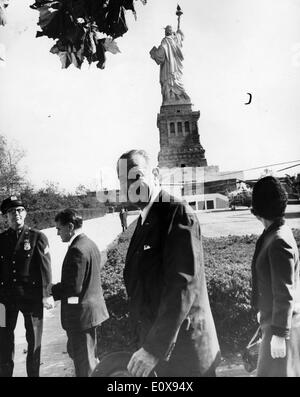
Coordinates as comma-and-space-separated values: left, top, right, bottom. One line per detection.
135, 215, 142, 234
129, 215, 143, 248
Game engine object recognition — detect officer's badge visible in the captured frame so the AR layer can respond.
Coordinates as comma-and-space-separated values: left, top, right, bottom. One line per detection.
24, 239, 31, 251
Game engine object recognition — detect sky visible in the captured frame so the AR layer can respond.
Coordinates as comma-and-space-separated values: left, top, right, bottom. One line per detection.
0, 0, 300, 192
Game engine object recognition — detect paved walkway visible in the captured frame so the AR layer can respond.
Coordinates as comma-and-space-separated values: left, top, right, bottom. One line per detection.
197, 204, 300, 237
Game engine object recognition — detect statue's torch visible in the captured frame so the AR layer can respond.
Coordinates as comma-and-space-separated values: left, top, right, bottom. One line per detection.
176, 4, 183, 30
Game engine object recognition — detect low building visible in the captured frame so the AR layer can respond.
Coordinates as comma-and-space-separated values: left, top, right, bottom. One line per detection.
160, 166, 244, 211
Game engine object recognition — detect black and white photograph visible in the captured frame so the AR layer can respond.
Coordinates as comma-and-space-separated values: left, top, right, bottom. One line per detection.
0, 0, 300, 379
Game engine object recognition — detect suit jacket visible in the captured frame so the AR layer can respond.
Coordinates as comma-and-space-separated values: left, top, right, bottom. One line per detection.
0, 225, 52, 302
52, 233, 109, 332
124, 190, 220, 375
252, 220, 300, 337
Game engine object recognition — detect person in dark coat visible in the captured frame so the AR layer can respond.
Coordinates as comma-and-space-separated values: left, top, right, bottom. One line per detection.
251, 176, 300, 377
117, 149, 220, 377
49, 209, 109, 377
0, 195, 53, 377
119, 207, 128, 232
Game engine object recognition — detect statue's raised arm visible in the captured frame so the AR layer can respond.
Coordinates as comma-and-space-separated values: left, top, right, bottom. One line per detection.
176, 4, 183, 35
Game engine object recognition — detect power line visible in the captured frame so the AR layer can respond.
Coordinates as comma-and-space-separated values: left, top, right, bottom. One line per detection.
277, 163, 300, 172
159, 160, 300, 187
220, 159, 300, 177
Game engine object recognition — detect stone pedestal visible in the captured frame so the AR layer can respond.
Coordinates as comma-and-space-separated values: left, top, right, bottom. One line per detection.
157, 101, 207, 168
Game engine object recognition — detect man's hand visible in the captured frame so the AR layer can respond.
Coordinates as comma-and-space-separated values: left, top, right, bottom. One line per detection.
43, 296, 55, 310
127, 347, 159, 377
270, 335, 286, 359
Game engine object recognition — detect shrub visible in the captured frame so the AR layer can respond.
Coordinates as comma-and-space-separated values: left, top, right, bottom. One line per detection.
99, 222, 139, 356
0, 207, 107, 232
203, 235, 257, 351
99, 224, 300, 356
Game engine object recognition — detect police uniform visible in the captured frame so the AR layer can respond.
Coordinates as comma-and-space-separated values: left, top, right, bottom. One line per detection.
0, 197, 52, 377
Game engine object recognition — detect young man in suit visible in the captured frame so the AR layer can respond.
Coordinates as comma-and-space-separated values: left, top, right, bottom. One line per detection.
0, 195, 53, 377
117, 149, 220, 377
49, 209, 109, 377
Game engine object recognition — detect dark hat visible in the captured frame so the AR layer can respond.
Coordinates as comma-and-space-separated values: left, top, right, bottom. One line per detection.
0, 195, 25, 215
252, 176, 288, 220
90, 351, 133, 377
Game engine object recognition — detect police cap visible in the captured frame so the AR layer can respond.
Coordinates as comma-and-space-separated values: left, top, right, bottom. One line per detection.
0, 195, 25, 215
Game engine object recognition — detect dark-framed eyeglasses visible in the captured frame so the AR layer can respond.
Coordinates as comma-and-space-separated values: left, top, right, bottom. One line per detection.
7, 207, 25, 214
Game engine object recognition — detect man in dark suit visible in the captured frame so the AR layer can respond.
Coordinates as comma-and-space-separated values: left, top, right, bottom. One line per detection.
49, 209, 109, 377
0, 195, 53, 377
119, 207, 128, 232
117, 150, 220, 377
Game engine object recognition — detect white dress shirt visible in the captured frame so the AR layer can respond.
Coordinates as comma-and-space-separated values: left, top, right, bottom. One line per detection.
140, 186, 161, 225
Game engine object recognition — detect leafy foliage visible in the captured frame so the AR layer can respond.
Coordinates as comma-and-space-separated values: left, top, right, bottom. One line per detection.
0, 135, 26, 195
0, 134, 107, 230
0, 181, 107, 231
30, 0, 147, 69
20, 182, 101, 211
0, 207, 107, 231
99, 222, 139, 356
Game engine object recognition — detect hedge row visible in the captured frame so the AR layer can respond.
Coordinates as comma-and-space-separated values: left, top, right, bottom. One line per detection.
0, 207, 107, 231
98, 222, 300, 356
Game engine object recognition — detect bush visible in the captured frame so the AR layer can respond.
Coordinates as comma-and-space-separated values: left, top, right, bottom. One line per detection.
99, 222, 139, 356
0, 207, 107, 232
204, 235, 257, 351
99, 225, 300, 356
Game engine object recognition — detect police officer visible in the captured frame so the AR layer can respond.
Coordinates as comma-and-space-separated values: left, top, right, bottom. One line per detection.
0, 196, 53, 377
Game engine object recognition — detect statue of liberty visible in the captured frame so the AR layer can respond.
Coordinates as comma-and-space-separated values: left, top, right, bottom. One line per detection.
150, 5, 190, 105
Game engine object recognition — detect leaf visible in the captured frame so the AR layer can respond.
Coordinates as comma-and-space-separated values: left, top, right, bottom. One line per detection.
83, 31, 97, 63
38, 3, 60, 29
58, 51, 71, 69
103, 37, 121, 54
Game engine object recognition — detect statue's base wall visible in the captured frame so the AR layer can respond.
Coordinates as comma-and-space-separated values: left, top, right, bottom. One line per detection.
157, 102, 207, 168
